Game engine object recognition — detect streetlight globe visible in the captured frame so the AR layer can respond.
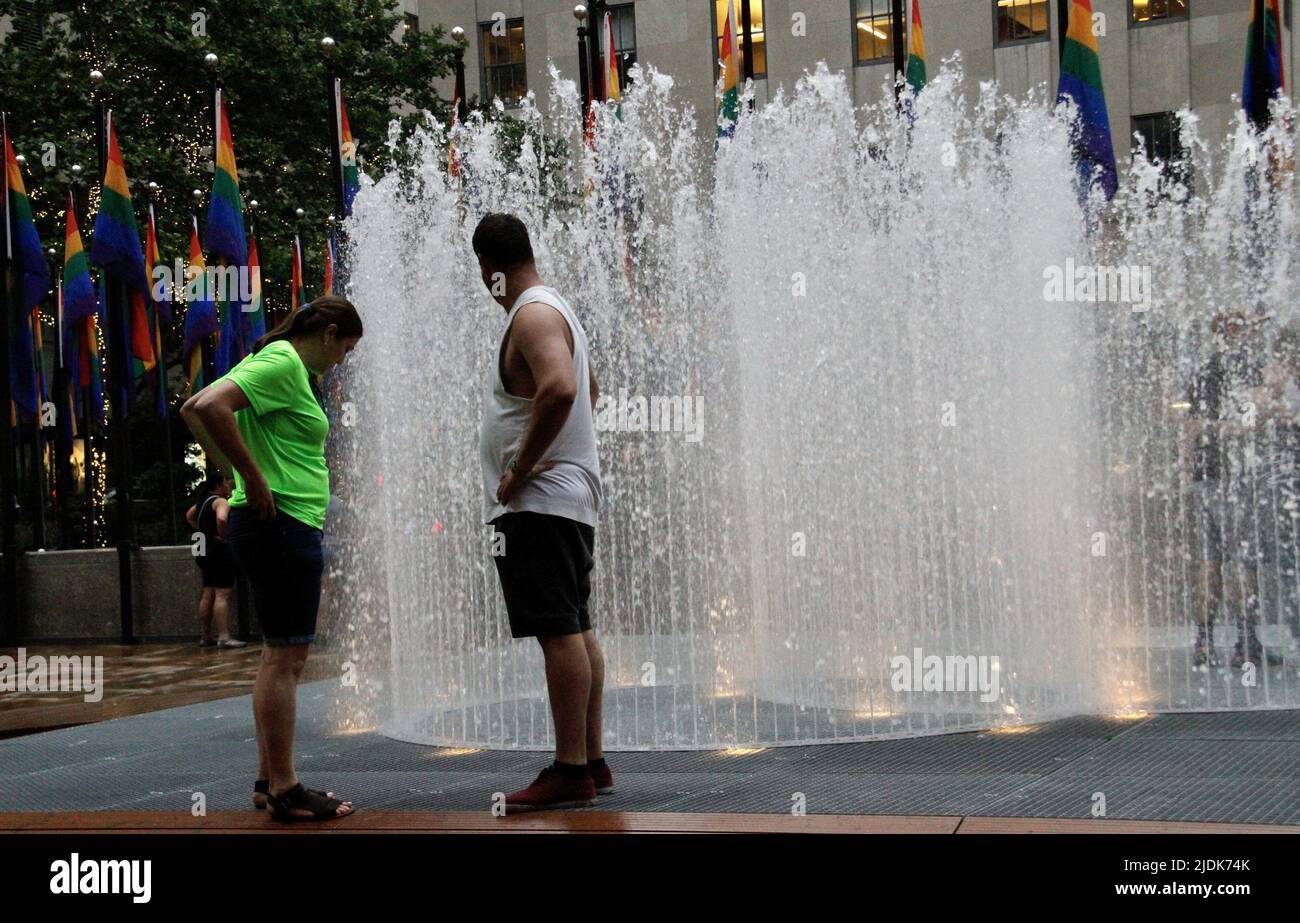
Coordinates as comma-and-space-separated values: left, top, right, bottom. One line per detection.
204, 53, 219, 69
321, 36, 336, 54
574, 5, 587, 22
295, 207, 305, 219
89, 69, 104, 86
451, 26, 465, 42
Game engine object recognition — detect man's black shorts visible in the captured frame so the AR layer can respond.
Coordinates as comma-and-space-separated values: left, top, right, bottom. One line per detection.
490, 511, 594, 638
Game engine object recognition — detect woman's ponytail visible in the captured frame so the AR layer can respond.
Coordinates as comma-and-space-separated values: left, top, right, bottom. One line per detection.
252, 295, 363, 354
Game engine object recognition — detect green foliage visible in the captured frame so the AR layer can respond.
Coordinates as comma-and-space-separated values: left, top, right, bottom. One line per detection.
0, 0, 457, 313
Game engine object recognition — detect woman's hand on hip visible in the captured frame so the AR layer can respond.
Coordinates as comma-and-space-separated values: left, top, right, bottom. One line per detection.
246, 472, 277, 520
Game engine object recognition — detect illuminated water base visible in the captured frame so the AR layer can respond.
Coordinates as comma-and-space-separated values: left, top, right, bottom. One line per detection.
328, 63, 1300, 749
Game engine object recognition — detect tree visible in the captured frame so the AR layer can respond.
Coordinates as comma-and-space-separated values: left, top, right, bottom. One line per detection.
0, 0, 456, 314
0, 0, 457, 546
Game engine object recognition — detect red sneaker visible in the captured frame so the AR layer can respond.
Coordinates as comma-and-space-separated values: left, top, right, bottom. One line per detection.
505, 765, 596, 813
590, 761, 614, 794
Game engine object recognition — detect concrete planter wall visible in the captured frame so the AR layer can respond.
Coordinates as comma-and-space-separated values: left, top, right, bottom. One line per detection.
9, 546, 262, 642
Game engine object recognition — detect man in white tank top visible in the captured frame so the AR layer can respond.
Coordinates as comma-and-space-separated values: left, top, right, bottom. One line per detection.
472, 213, 610, 812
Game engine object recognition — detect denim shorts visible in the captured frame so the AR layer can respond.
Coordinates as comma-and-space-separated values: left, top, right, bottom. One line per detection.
227, 507, 325, 646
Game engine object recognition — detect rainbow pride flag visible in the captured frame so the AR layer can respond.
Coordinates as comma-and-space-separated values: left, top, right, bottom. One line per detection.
323, 233, 335, 295
336, 80, 360, 217
62, 192, 98, 326
906, 0, 926, 92
67, 310, 105, 431
603, 12, 623, 112
181, 217, 218, 391
244, 235, 266, 346
1056, 0, 1117, 200
4, 120, 48, 313
145, 203, 170, 419
1243, 0, 1285, 129
89, 111, 147, 288
716, 0, 740, 138
290, 235, 306, 313
205, 90, 248, 264
55, 281, 78, 442
4, 121, 47, 421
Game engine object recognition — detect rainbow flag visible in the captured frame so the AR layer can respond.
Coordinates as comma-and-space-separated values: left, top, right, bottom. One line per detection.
290, 235, 306, 313
336, 80, 360, 217
603, 12, 622, 111
205, 90, 248, 264
55, 281, 78, 442
181, 217, 217, 391
323, 233, 335, 295
244, 235, 266, 346
4, 121, 48, 312
1056, 0, 1117, 200
145, 203, 170, 418
716, 0, 740, 138
1243, 0, 1285, 129
906, 0, 926, 92
78, 313, 105, 429
89, 111, 147, 289
62, 192, 98, 325
4, 120, 47, 421
449, 80, 461, 178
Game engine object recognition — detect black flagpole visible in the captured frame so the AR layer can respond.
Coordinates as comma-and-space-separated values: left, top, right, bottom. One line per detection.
0, 112, 19, 646
891, 0, 906, 106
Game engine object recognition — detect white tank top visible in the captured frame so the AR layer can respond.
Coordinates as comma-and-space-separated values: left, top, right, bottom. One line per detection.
480, 285, 602, 526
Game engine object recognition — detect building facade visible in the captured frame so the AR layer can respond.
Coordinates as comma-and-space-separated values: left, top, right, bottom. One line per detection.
409, 0, 1297, 166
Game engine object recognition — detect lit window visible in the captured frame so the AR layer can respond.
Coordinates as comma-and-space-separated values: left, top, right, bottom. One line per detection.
479, 19, 527, 106
854, 0, 896, 65
1131, 0, 1189, 24
713, 0, 766, 80
995, 0, 1048, 45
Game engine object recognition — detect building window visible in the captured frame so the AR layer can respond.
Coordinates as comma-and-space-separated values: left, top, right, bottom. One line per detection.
479, 19, 527, 106
995, 0, 1049, 46
854, 0, 897, 65
605, 3, 637, 89
1133, 111, 1189, 184
1131, 0, 1188, 24
713, 0, 766, 81
403, 13, 419, 40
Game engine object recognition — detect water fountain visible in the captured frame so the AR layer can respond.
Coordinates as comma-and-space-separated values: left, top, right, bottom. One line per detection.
328, 59, 1300, 750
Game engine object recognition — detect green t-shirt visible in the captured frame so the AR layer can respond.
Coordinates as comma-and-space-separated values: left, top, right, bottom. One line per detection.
220, 340, 330, 529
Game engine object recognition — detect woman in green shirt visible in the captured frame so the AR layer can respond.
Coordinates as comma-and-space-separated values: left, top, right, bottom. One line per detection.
182, 295, 363, 822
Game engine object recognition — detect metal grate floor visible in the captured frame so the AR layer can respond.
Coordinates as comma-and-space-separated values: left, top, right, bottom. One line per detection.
1, 681, 1297, 824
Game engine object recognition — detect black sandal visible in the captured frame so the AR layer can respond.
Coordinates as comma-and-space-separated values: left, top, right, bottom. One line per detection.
254, 779, 334, 810
266, 782, 353, 822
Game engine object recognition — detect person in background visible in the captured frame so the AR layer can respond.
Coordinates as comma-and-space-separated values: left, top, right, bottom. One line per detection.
185, 474, 246, 650
182, 294, 363, 822
1184, 311, 1279, 669
1255, 322, 1300, 649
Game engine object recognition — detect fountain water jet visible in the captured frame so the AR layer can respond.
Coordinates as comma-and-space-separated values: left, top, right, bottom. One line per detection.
327, 61, 1300, 749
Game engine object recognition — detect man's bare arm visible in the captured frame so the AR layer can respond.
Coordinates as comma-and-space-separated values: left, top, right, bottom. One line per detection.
510, 302, 578, 476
